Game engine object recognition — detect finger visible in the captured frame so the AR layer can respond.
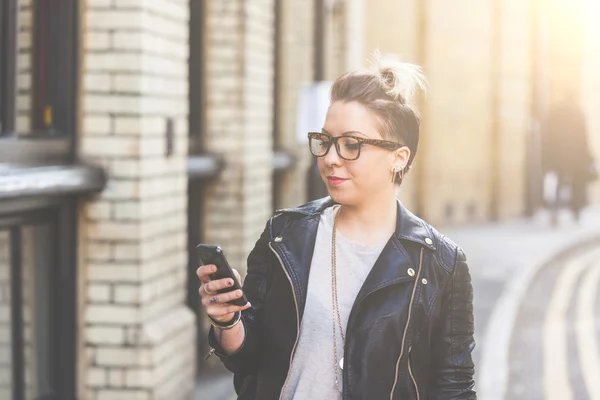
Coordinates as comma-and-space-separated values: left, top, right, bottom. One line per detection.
197, 264, 216, 282
205, 278, 235, 294
201, 277, 235, 296
201, 289, 243, 306
208, 302, 252, 317
198, 285, 213, 298
232, 269, 242, 282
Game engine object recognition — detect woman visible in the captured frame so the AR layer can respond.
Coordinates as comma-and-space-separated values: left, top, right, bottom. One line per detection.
197, 58, 476, 399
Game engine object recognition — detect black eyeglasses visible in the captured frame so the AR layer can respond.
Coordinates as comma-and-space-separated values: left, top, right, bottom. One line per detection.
308, 132, 405, 161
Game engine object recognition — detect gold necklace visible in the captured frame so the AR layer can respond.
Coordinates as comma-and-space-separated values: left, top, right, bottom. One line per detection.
332, 206, 346, 393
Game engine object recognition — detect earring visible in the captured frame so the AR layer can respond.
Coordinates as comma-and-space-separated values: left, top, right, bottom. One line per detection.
391, 166, 406, 184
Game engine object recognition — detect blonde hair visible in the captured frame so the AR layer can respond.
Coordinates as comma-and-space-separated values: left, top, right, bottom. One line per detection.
330, 52, 428, 182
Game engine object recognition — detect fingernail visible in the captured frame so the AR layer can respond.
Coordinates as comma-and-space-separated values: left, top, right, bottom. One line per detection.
229, 280, 234, 286
236, 290, 243, 296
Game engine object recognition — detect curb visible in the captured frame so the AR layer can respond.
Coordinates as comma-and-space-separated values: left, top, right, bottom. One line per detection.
478, 234, 600, 400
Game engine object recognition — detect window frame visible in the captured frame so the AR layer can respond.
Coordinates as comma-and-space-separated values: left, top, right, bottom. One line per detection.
0, 2, 99, 396
271, 0, 297, 211
0, 201, 77, 400
0, 0, 78, 156
0, 0, 104, 215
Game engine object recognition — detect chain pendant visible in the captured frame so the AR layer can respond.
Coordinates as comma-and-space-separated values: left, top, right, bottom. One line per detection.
332, 206, 346, 394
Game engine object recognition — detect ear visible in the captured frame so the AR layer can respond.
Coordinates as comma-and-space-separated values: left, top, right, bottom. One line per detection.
392, 146, 411, 170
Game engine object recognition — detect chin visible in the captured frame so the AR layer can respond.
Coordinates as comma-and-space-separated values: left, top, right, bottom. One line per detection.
327, 190, 353, 206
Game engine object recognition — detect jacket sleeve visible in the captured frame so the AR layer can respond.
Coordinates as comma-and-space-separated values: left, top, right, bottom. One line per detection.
207, 220, 272, 376
429, 248, 477, 399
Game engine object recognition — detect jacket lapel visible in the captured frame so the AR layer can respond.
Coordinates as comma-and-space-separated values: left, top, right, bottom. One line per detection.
270, 214, 321, 322
352, 236, 417, 306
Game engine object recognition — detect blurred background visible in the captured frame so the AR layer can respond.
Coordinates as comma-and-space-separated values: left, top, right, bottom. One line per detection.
0, 0, 599, 399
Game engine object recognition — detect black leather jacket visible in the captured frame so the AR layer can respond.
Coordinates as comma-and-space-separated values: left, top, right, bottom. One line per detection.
209, 197, 476, 399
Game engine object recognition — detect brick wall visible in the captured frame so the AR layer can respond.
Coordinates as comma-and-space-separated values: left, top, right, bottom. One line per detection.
276, 0, 315, 209
423, 0, 496, 225
203, 0, 275, 272
16, 0, 32, 133
364, 0, 420, 211
0, 231, 10, 399
365, 0, 536, 225
20, 229, 34, 398
344, 0, 365, 71
80, 0, 194, 399
494, 0, 533, 219
324, 0, 347, 80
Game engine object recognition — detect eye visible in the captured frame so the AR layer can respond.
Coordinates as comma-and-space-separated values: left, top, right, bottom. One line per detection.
341, 137, 361, 151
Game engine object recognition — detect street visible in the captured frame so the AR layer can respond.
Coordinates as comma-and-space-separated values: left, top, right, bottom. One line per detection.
507, 244, 600, 399
196, 206, 600, 400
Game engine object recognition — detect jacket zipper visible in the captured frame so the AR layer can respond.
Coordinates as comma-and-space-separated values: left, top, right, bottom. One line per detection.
269, 242, 301, 400
408, 346, 420, 400
389, 247, 424, 400
204, 347, 215, 360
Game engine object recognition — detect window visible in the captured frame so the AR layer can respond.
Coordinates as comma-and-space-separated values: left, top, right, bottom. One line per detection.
186, 0, 217, 376
1, 2, 101, 399
272, 0, 283, 211
0, 0, 17, 135
271, 0, 297, 210
1, 0, 77, 147
31, 0, 78, 135
188, 0, 205, 156
0, 208, 77, 400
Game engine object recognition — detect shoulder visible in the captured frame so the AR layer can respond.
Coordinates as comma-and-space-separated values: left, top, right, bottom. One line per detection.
396, 202, 465, 274
275, 196, 336, 217
268, 197, 336, 235
421, 219, 466, 275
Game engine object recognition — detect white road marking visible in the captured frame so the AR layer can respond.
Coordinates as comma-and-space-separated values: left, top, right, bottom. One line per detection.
544, 249, 600, 400
478, 235, 600, 400
478, 254, 546, 400
576, 259, 600, 400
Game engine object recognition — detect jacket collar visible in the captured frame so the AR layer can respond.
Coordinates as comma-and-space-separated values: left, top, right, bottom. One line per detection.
276, 196, 436, 251
272, 196, 436, 325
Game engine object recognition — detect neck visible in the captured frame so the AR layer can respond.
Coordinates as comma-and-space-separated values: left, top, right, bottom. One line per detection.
335, 193, 398, 245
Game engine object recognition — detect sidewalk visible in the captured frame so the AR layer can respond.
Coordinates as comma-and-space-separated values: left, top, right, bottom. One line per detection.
195, 205, 600, 400
195, 361, 236, 400
441, 205, 600, 399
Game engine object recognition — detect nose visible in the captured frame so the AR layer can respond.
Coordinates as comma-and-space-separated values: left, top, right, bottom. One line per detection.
323, 143, 343, 167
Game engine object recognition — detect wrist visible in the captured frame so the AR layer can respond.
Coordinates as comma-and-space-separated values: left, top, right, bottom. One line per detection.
209, 312, 241, 330
210, 312, 237, 324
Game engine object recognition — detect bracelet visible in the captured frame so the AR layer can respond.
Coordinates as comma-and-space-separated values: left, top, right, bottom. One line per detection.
209, 312, 241, 331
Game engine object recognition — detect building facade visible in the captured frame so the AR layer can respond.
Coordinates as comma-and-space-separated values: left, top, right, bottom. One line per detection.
0, 0, 598, 399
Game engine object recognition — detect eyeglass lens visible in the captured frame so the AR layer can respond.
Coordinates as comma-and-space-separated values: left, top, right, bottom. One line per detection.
310, 135, 361, 160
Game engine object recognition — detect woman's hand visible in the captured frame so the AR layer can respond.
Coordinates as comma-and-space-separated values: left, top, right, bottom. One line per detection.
197, 264, 251, 323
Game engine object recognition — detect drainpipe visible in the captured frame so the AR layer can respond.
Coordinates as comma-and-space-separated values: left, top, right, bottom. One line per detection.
307, 0, 328, 200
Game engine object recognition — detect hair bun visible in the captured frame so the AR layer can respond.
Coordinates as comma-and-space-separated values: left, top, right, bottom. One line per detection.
369, 51, 428, 104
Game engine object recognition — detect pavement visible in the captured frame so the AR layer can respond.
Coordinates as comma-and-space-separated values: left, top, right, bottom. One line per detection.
195, 205, 600, 400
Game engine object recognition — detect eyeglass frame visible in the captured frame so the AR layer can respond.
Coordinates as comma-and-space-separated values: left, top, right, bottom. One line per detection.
307, 131, 407, 161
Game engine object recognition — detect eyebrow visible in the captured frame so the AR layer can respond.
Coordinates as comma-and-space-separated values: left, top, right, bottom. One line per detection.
321, 128, 369, 138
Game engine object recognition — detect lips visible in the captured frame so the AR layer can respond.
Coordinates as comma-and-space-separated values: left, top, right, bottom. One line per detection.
327, 176, 348, 186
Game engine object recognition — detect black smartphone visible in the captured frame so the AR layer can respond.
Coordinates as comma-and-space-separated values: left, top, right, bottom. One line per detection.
196, 244, 248, 307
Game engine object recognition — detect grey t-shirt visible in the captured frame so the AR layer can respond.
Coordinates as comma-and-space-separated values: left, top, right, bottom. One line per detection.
280, 206, 386, 399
